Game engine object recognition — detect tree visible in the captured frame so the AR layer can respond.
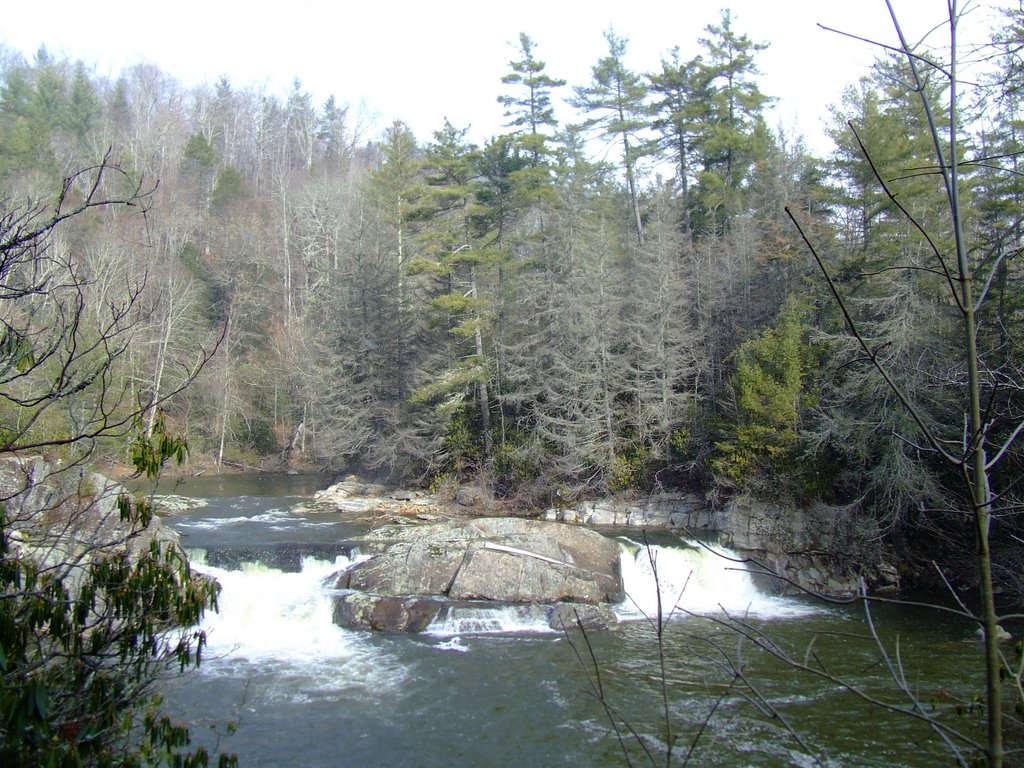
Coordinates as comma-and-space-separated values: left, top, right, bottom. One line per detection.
0, 155, 226, 765
649, 48, 712, 237
691, 10, 773, 233
785, 4, 1018, 763
498, 33, 565, 172
571, 28, 651, 246
713, 295, 818, 496
818, 61, 965, 531
409, 121, 497, 473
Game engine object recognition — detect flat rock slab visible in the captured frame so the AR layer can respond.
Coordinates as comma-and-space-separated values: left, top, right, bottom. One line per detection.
334, 517, 624, 607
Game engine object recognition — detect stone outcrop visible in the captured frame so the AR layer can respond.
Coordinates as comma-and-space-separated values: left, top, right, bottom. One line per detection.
312, 476, 896, 602
0, 456, 183, 595
331, 517, 624, 633
716, 497, 898, 596
295, 476, 448, 524
543, 490, 897, 597
332, 593, 446, 633
542, 492, 711, 529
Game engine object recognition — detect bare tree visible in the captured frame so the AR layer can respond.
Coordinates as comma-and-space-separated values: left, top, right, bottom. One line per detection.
0, 153, 227, 764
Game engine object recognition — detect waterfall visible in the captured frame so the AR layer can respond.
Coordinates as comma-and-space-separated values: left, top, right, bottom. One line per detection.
190, 553, 357, 661
616, 539, 815, 621
187, 538, 812, 655
425, 604, 553, 637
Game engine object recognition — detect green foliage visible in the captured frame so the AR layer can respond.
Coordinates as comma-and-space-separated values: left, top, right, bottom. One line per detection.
437, 404, 482, 478
139, 702, 238, 768
183, 134, 218, 173
232, 415, 277, 455
0, 419, 223, 766
491, 429, 541, 492
712, 295, 820, 497
130, 413, 188, 480
210, 166, 246, 213
409, 361, 488, 408
609, 443, 656, 493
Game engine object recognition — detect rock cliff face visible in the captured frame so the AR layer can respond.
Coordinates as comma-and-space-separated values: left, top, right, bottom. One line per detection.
542, 492, 711, 529
331, 518, 623, 633
716, 497, 898, 596
0, 456, 179, 568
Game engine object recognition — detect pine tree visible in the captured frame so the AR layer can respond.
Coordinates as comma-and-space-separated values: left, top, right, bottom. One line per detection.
649, 48, 712, 237
498, 32, 565, 171
571, 29, 652, 246
691, 10, 773, 234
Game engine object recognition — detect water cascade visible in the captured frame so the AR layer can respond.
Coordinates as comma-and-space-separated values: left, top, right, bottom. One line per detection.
425, 603, 553, 636
616, 539, 816, 621
190, 553, 356, 660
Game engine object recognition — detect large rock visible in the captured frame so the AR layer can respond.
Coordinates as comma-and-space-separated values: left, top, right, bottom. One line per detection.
337, 518, 622, 604
719, 496, 898, 597
0, 456, 179, 566
542, 493, 713, 531
332, 593, 443, 633
331, 518, 624, 632
546, 602, 618, 631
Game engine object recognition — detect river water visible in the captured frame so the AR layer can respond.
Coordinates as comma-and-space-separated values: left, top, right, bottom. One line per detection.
154, 475, 992, 767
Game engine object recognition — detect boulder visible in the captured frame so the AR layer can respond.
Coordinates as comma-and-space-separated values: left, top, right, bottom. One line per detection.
313, 477, 390, 507
150, 494, 208, 515
331, 518, 624, 632
337, 518, 622, 604
332, 593, 442, 633
454, 485, 487, 509
547, 602, 618, 631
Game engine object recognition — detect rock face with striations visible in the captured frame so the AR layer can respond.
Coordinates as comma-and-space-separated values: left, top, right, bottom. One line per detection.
332, 517, 623, 633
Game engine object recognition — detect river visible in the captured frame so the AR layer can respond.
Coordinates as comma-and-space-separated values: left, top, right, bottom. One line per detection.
154, 475, 992, 767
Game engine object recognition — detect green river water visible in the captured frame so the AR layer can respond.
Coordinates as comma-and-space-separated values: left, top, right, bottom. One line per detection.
153, 475, 1001, 767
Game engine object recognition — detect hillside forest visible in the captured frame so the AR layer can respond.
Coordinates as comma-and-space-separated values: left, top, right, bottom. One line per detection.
2, 8, 1024, 584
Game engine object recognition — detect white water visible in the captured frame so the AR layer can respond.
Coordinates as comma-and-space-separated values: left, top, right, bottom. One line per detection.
426, 604, 554, 636
187, 537, 812, 658
192, 553, 354, 661
616, 539, 817, 621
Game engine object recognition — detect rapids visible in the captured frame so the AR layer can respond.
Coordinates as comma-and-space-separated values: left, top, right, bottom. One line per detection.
158, 475, 991, 767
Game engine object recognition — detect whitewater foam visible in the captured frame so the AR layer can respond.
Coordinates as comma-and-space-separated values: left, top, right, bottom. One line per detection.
193, 555, 356, 661
616, 539, 817, 621
425, 604, 555, 637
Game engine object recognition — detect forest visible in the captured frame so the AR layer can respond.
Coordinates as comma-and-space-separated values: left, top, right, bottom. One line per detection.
4, 1, 1024, 765
0, 6, 1023, 586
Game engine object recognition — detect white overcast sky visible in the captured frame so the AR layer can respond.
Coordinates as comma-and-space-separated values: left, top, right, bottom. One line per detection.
0, 1, 1001, 155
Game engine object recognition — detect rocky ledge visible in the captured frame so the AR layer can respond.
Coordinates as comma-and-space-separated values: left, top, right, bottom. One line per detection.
309, 477, 899, 603
331, 517, 623, 633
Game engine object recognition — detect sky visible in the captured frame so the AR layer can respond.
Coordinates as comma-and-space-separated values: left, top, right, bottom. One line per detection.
0, 1, 1001, 155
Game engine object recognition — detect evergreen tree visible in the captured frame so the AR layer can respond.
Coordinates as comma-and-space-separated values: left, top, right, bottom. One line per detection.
571, 28, 651, 246
815, 58, 968, 529
409, 121, 497, 474
713, 295, 819, 496
691, 10, 773, 234
649, 48, 712, 237
498, 32, 565, 173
